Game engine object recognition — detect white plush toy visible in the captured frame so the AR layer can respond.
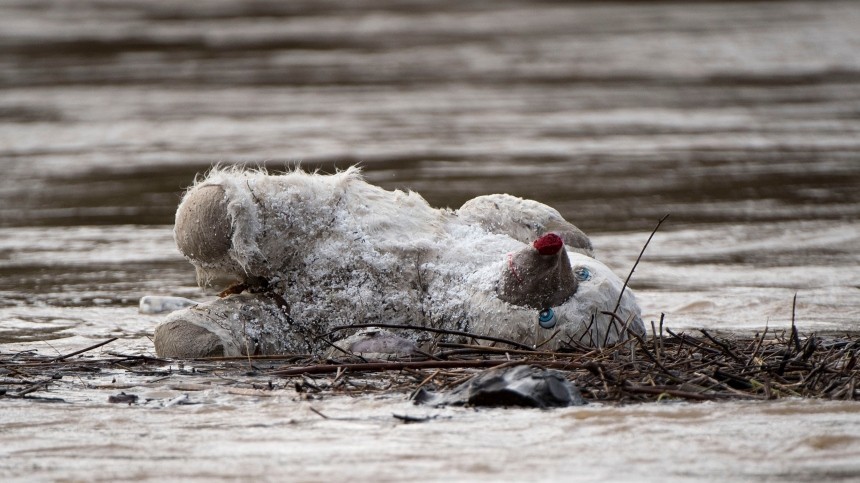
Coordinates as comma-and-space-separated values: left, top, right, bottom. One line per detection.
153, 167, 644, 358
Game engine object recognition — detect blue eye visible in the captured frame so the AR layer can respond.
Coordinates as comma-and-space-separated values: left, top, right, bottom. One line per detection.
538, 308, 557, 329
575, 267, 591, 281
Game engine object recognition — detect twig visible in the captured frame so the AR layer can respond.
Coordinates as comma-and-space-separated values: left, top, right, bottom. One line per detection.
597, 312, 682, 383
49, 337, 118, 362
107, 353, 171, 363
613, 214, 668, 314
789, 293, 801, 353
535, 329, 561, 350
269, 358, 584, 377
622, 384, 744, 401
745, 325, 768, 369
308, 406, 329, 419
13, 379, 53, 397
576, 314, 597, 347
272, 359, 513, 376
699, 329, 743, 362
392, 413, 435, 424
192, 354, 311, 362
409, 370, 441, 400
434, 343, 563, 357
666, 329, 722, 354
659, 313, 665, 357
651, 320, 660, 364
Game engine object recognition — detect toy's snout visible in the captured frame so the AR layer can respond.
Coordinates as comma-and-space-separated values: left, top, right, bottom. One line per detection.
498, 233, 577, 310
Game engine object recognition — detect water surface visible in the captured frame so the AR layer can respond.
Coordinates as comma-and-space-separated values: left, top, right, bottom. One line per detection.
1, 0, 859, 481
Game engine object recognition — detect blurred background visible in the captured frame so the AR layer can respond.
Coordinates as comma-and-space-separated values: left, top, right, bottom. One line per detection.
3, 0, 860, 230
0, 0, 858, 342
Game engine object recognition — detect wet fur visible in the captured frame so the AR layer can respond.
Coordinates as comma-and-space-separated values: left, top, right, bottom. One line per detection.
154, 167, 644, 357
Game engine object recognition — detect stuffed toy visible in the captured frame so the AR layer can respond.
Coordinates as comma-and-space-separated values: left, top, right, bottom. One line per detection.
153, 167, 644, 358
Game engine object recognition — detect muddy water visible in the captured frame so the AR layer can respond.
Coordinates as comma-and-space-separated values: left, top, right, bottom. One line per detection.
1, 0, 859, 481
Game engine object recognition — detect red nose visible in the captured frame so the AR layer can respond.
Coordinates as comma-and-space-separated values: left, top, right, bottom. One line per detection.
533, 233, 564, 256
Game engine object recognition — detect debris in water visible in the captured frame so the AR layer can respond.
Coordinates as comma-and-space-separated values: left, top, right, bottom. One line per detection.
392, 413, 438, 423
163, 394, 191, 407
1, 327, 858, 404
414, 364, 585, 408
139, 296, 199, 315
107, 392, 138, 404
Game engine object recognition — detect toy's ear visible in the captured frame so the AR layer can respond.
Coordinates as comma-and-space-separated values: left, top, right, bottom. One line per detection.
458, 194, 594, 257
544, 219, 592, 256
498, 233, 577, 310
175, 184, 232, 264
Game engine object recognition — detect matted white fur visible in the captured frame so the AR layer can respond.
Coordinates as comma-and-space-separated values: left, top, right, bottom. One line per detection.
155, 167, 644, 357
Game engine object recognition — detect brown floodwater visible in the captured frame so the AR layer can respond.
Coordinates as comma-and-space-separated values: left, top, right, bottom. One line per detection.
1, 0, 859, 481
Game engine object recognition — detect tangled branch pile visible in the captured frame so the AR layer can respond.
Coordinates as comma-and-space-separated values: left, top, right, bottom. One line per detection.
567, 325, 859, 402
2, 324, 858, 404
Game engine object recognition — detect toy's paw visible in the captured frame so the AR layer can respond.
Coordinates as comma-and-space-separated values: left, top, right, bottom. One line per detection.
153, 293, 296, 358
326, 329, 418, 359
154, 318, 226, 358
